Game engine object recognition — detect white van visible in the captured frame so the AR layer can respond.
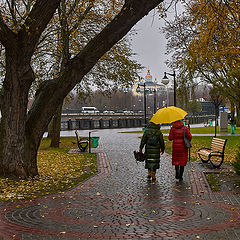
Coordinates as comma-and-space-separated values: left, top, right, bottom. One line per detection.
81, 107, 99, 113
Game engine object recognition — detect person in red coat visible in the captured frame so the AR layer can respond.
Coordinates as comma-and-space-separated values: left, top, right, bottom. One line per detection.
168, 120, 192, 180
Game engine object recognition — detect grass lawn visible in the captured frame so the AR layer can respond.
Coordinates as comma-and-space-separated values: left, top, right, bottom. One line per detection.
0, 137, 97, 201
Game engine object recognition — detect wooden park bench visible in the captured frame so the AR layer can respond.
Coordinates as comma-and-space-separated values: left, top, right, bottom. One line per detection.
197, 137, 227, 168
75, 130, 89, 152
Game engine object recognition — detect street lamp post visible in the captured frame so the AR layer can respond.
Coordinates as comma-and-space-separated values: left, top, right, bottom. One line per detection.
210, 91, 222, 137
162, 75, 169, 107
137, 82, 147, 126
162, 71, 176, 107
123, 87, 128, 110
162, 100, 166, 108
153, 88, 156, 113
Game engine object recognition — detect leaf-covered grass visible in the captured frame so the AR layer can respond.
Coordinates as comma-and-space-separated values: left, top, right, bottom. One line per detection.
0, 137, 97, 202
190, 136, 239, 163
205, 173, 220, 192
163, 136, 172, 154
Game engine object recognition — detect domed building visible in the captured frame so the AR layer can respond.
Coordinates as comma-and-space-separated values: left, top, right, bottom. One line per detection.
132, 69, 170, 112
132, 69, 166, 95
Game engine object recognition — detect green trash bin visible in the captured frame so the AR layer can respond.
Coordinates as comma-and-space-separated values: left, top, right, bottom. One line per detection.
208, 119, 212, 126
230, 124, 235, 134
91, 137, 100, 148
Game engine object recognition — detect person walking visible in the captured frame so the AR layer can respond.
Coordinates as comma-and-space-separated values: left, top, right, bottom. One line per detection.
139, 122, 165, 182
168, 120, 192, 181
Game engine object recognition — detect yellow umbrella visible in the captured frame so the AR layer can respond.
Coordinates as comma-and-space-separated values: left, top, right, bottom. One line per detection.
150, 106, 187, 124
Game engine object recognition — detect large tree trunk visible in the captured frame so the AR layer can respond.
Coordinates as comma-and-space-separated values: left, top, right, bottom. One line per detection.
230, 101, 235, 121
49, 103, 63, 147
0, 55, 37, 179
0, 0, 62, 179
236, 104, 240, 127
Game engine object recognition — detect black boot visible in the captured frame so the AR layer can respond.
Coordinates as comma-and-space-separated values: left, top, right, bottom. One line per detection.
179, 166, 184, 181
175, 165, 180, 179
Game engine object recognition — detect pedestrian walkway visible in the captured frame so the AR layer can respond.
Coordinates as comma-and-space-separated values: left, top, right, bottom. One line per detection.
1, 128, 240, 240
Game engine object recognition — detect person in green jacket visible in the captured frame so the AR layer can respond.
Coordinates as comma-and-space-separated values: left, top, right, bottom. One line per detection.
139, 122, 165, 182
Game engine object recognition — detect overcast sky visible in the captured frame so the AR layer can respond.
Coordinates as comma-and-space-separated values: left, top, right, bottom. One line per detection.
131, 11, 168, 83
131, 4, 183, 85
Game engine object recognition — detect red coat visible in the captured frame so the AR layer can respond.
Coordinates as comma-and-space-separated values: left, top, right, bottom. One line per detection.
168, 120, 192, 166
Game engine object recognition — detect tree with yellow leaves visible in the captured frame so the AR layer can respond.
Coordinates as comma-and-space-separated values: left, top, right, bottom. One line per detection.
164, 0, 240, 123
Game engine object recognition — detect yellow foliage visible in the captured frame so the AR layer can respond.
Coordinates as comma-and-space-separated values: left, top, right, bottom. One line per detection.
187, 0, 240, 72
0, 138, 97, 202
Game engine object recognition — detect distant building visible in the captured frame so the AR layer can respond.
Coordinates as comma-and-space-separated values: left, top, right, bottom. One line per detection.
132, 69, 166, 94
132, 69, 172, 107
200, 101, 215, 115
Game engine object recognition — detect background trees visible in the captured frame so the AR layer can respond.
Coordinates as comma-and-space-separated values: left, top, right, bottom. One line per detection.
35, 0, 142, 147
163, 0, 240, 123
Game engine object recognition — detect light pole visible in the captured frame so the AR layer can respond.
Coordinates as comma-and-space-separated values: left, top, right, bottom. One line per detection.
210, 91, 222, 137
162, 75, 169, 107
149, 88, 157, 113
162, 71, 176, 107
136, 82, 147, 126
153, 88, 156, 113
123, 87, 128, 110
162, 100, 166, 108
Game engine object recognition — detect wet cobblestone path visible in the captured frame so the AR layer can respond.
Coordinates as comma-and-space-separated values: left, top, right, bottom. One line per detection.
1, 129, 240, 239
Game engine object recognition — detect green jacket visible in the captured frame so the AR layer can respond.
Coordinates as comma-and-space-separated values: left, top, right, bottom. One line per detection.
140, 122, 165, 163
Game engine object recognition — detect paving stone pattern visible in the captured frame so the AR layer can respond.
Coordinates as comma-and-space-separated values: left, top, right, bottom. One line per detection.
0, 129, 240, 239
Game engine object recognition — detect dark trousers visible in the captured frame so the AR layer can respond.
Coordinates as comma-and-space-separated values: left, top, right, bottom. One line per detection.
175, 165, 184, 179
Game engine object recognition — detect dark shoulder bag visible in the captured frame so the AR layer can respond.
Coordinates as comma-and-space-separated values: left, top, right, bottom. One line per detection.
183, 126, 192, 149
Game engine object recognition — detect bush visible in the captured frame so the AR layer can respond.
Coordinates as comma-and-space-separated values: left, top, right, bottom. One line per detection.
232, 145, 240, 175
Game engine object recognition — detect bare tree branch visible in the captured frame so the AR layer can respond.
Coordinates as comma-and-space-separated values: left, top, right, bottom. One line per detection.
18, 0, 61, 58
67, 0, 81, 17
6, 0, 17, 25
69, 3, 93, 34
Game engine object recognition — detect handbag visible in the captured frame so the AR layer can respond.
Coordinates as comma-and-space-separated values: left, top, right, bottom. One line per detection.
133, 151, 146, 162
183, 126, 192, 149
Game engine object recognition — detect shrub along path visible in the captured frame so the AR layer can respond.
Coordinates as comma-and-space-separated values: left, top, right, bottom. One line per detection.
0, 128, 240, 240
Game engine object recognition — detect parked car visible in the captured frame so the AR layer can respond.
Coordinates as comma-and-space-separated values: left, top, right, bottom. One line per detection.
103, 110, 115, 113
115, 110, 124, 113
81, 107, 99, 113
123, 110, 134, 113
